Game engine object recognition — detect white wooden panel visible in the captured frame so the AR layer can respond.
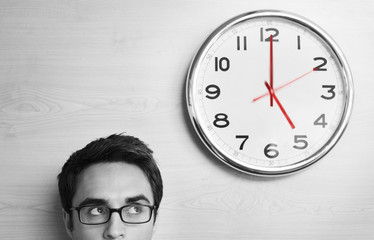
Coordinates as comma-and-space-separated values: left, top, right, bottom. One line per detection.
0, 0, 373, 239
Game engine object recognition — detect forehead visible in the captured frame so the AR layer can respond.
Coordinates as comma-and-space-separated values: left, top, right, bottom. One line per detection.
72, 162, 154, 207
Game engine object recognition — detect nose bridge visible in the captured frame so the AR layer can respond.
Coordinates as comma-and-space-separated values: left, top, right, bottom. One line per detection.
104, 210, 126, 238
110, 208, 122, 219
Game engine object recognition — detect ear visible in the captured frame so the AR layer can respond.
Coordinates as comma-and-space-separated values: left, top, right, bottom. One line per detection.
62, 209, 73, 239
152, 221, 158, 237
152, 211, 159, 235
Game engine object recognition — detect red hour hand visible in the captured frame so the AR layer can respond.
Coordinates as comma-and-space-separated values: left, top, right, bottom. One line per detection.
264, 81, 295, 129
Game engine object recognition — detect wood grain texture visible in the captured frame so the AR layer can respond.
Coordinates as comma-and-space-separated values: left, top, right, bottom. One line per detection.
0, 0, 373, 239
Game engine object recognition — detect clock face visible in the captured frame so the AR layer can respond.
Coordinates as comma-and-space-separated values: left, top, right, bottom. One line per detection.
186, 10, 353, 176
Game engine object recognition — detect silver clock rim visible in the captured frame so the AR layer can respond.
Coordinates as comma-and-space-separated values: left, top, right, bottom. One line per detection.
186, 10, 354, 176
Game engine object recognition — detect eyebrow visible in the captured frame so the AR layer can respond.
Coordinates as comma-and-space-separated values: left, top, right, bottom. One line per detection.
77, 198, 109, 207
125, 194, 151, 204
77, 194, 151, 208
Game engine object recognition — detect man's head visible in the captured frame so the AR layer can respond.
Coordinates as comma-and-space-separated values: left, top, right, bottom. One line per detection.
57, 134, 163, 240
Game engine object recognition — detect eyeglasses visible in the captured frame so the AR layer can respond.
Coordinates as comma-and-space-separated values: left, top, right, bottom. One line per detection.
70, 204, 155, 225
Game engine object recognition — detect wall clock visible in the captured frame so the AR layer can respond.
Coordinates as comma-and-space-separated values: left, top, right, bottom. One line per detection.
186, 10, 353, 176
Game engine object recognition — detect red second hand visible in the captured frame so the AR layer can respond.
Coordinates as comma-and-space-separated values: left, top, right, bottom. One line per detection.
264, 81, 295, 129
253, 68, 316, 102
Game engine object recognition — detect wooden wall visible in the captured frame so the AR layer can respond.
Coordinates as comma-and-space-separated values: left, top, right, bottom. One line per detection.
0, 0, 373, 239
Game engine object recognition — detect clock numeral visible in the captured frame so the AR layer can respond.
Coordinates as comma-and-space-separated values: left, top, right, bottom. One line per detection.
321, 85, 336, 100
205, 84, 221, 99
235, 135, 249, 150
314, 114, 328, 128
215, 57, 230, 72
236, 36, 247, 51
293, 135, 308, 150
313, 57, 327, 71
213, 113, 230, 128
260, 28, 279, 42
264, 143, 279, 159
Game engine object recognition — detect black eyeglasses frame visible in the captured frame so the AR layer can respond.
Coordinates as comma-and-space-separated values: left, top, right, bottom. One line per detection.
70, 204, 155, 225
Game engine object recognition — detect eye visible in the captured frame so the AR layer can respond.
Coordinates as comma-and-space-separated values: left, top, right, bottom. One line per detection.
88, 206, 108, 216
126, 205, 144, 215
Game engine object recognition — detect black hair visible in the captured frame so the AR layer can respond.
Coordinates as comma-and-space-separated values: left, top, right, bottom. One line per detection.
57, 133, 163, 220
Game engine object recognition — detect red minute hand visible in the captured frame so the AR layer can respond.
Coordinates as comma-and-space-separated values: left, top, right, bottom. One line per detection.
270, 34, 274, 107
264, 81, 295, 129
